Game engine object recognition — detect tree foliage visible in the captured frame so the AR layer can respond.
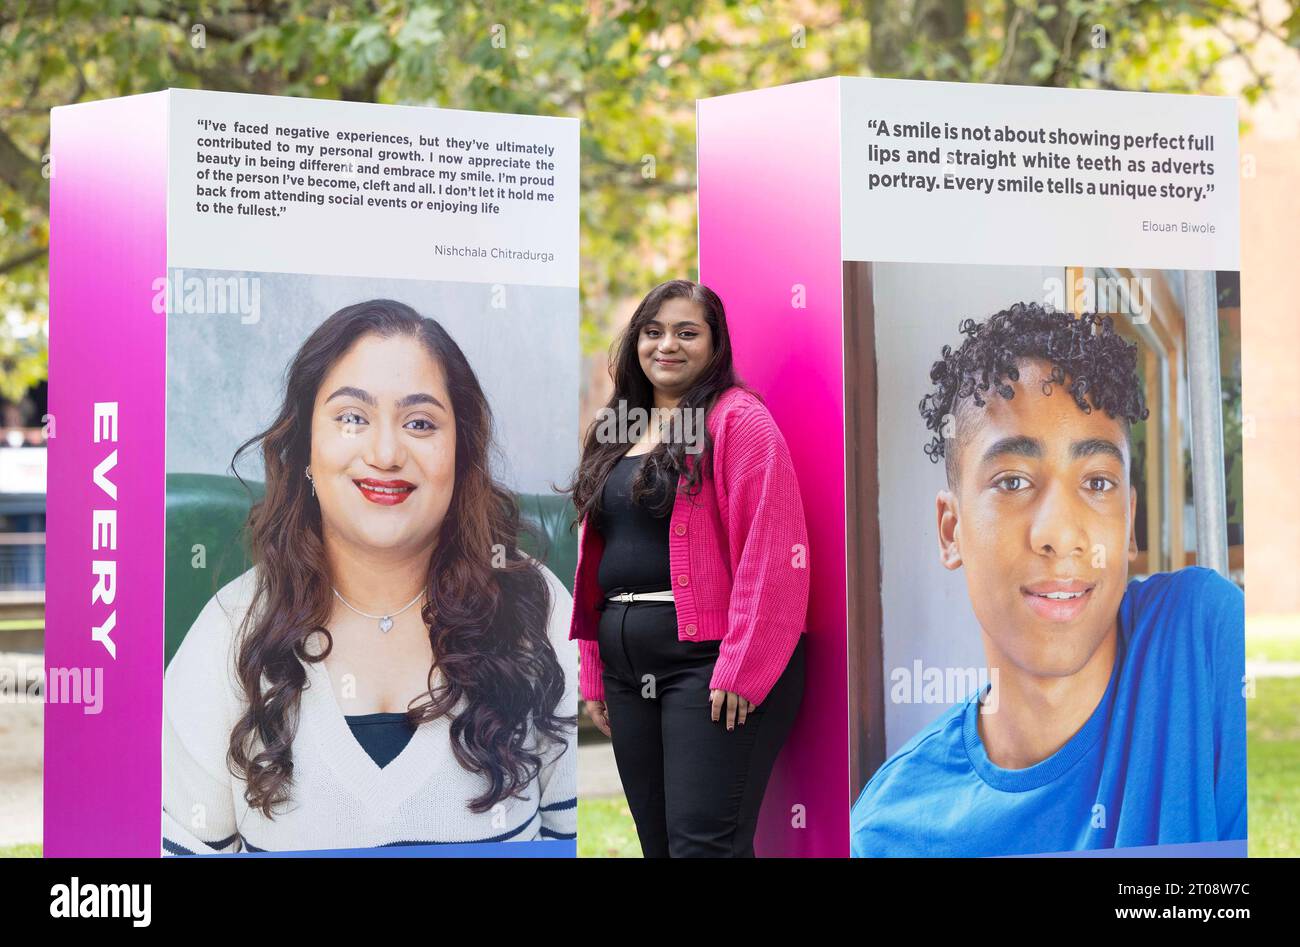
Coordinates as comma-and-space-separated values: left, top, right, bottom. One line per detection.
0, 0, 1292, 390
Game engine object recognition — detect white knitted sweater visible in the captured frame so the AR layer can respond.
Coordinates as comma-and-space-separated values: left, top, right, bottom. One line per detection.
162, 561, 577, 855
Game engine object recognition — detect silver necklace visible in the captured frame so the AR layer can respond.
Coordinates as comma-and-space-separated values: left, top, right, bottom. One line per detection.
332, 587, 425, 634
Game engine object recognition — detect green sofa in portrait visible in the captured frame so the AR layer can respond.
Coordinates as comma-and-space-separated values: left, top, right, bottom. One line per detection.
164, 473, 578, 668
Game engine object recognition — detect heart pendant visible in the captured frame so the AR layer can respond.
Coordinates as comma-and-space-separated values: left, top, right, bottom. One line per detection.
378, 616, 394, 633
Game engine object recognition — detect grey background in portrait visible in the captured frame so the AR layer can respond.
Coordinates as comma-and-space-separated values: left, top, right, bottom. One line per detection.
871, 261, 1062, 754
165, 269, 578, 494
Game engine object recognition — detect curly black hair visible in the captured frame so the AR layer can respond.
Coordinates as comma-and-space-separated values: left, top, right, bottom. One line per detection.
919, 302, 1149, 485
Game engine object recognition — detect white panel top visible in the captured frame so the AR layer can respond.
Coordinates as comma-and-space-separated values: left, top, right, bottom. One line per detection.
840, 77, 1240, 270
167, 89, 578, 287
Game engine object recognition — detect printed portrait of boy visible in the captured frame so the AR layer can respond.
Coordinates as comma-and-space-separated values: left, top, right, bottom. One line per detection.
851, 302, 1247, 857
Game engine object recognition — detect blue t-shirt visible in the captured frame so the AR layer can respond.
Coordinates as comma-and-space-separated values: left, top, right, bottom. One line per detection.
850, 567, 1246, 857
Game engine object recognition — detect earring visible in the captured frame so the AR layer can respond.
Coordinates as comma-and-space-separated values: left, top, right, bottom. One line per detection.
305, 465, 315, 497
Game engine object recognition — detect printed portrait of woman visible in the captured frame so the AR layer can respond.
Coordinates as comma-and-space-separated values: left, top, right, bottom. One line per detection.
161, 298, 577, 854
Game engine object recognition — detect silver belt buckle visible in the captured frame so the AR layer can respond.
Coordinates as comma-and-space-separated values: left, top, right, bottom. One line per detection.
616, 591, 635, 603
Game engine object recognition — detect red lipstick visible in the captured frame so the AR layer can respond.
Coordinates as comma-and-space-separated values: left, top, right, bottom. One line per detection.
353, 478, 416, 506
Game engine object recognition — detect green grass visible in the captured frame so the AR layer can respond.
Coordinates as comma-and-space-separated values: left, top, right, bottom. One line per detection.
0, 844, 40, 858
1247, 674, 1300, 857
1246, 623, 1300, 664
0, 619, 43, 631
577, 796, 641, 858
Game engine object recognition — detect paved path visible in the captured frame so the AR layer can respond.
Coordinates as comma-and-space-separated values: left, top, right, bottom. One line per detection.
578, 740, 623, 799
0, 649, 42, 847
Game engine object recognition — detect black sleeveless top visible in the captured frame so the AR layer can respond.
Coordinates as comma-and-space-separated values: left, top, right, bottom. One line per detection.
344, 712, 416, 769
596, 453, 678, 596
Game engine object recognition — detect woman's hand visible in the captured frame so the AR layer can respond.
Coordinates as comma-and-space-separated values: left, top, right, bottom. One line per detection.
709, 689, 753, 731
585, 699, 611, 737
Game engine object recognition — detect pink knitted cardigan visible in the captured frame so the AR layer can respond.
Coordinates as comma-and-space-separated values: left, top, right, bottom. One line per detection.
568, 386, 810, 706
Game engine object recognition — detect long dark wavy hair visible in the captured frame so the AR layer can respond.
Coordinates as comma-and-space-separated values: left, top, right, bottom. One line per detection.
227, 299, 573, 818
565, 279, 750, 525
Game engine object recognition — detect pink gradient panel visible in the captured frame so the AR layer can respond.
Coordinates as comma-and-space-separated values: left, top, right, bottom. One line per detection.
46, 92, 169, 855
697, 79, 846, 857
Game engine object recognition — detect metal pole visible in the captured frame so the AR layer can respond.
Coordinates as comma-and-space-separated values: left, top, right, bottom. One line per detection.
1184, 270, 1230, 578
1117, 272, 1170, 573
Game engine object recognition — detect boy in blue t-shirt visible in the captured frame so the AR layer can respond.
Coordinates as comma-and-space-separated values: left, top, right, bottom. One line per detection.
850, 303, 1247, 857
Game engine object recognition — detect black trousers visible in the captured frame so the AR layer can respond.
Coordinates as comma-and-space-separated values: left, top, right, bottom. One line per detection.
597, 600, 805, 858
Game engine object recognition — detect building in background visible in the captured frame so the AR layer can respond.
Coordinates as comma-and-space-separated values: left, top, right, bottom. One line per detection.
0, 380, 46, 651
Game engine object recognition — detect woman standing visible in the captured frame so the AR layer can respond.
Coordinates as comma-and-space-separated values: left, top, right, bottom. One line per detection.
566, 279, 809, 857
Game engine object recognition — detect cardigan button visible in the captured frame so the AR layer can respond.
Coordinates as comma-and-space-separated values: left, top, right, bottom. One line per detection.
674, 523, 686, 536
677, 574, 689, 587
685, 623, 698, 637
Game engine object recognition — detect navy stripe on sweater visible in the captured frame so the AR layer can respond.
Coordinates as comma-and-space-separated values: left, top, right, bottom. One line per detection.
242, 808, 545, 851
